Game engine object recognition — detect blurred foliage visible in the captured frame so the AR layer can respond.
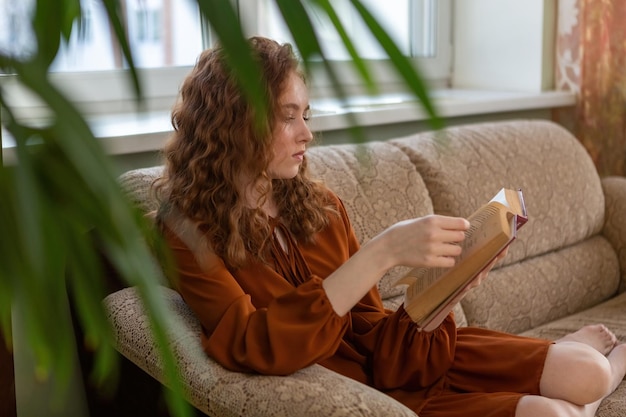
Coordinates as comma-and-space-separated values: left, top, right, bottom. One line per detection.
0, 0, 439, 416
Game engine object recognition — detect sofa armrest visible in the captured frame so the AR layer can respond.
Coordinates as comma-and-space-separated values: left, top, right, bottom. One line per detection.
602, 176, 626, 293
104, 286, 417, 417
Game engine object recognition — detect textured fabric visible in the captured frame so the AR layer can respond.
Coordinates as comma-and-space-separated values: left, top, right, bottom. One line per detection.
105, 286, 418, 417
519, 291, 626, 342
118, 165, 163, 214
461, 235, 619, 334
106, 119, 626, 417
518, 291, 626, 417
602, 176, 626, 292
389, 120, 616, 331
160, 186, 551, 416
306, 141, 434, 301
389, 120, 605, 264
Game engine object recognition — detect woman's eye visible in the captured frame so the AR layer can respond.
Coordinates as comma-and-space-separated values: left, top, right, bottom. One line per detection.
282, 109, 311, 123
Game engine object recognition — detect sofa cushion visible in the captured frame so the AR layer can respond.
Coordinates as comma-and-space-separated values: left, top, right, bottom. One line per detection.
389, 120, 620, 332
306, 141, 434, 301
517, 291, 626, 417
119, 165, 164, 215
105, 286, 418, 417
389, 120, 605, 265
461, 235, 619, 333
602, 176, 626, 292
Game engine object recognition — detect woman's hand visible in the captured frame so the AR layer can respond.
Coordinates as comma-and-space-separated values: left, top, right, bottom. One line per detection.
462, 246, 509, 293
377, 214, 470, 270
323, 214, 469, 316
420, 246, 509, 330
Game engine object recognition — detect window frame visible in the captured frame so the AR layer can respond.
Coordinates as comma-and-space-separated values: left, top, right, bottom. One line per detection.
2, 0, 452, 122
239, 0, 452, 97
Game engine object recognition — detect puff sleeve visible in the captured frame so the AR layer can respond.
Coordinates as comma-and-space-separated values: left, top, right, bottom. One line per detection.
326, 197, 458, 391
161, 225, 350, 375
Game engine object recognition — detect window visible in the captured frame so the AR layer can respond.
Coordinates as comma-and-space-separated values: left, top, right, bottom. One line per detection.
1, 0, 450, 120
256, 0, 427, 59
244, 0, 451, 93
0, 2, 36, 59
0, 0, 203, 71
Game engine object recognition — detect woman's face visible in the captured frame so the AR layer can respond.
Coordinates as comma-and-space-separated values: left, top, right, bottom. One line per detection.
267, 71, 313, 179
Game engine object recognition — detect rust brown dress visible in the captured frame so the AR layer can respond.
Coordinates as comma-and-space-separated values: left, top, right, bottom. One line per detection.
162, 193, 551, 417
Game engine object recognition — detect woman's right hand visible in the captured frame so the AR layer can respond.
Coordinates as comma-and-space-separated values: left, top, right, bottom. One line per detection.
323, 214, 470, 317
376, 214, 470, 270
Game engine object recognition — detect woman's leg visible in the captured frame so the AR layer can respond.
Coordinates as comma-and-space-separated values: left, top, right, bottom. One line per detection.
515, 326, 626, 417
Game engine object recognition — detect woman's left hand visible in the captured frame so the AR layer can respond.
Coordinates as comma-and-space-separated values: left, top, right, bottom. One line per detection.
462, 246, 509, 293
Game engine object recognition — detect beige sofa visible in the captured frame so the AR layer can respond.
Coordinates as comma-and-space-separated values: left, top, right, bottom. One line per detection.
105, 119, 626, 416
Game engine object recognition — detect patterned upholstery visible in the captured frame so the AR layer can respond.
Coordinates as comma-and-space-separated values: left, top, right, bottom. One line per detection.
388, 120, 605, 264
104, 119, 626, 416
389, 120, 621, 333
105, 286, 416, 417
118, 165, 163, 214
602, 176, 626, 292
305, 141, 433, 302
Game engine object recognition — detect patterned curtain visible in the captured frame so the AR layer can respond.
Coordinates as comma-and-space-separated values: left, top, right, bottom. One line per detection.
555, 0, 626, 177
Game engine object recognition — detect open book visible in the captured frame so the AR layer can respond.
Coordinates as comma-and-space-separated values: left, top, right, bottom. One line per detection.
395, 188, 528, 332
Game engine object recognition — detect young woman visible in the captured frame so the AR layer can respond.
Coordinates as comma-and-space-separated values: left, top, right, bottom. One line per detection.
155, 36, 626, 417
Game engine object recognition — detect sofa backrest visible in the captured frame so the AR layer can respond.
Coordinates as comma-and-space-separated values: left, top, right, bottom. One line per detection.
119, 119, 621, 335
119, 165, 163, 215
119, 141, 436, 308
389, 120, 621, 333
305, 141, 434, 305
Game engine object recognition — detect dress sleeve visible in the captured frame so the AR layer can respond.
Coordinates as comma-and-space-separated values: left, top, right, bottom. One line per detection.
161, 225, 350, 376
347, 281, 457, 390
367, 307, 457, 390
332, 197, 458, 391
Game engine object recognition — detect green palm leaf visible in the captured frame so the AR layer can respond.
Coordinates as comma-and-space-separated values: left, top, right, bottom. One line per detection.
1, 1, 441, 416
100, 0, 143, 100
196, 0, 268, 122
308, 0, 376, 91
350, 0, 443, 129
274, 0, 366, 141
1, 44, 192, 417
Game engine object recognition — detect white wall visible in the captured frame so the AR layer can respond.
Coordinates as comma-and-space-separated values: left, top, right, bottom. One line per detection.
453, 0, 557, 91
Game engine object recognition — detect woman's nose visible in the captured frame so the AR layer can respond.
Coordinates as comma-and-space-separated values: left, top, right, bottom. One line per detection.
300, 120, 313, 143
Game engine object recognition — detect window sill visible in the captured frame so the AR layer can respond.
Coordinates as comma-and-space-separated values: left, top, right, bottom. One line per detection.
1, 89, 576, 163
308, 89, 575, 131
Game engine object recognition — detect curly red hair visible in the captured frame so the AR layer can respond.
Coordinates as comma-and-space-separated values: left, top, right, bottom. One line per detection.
155, 37, 334, 269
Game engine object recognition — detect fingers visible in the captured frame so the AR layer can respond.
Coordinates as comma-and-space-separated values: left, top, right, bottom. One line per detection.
389, 215, 468, 268
385, 214, 509, 271
461, 266, 491, 293
421, 243, 462, 268
417, 215, 469, 245
430, 215, 471, 234
465, 248, 509, 291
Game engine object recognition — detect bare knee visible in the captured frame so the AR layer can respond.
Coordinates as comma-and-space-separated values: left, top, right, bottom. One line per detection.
571, 352, 612, 404
541, 342, 612, 405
